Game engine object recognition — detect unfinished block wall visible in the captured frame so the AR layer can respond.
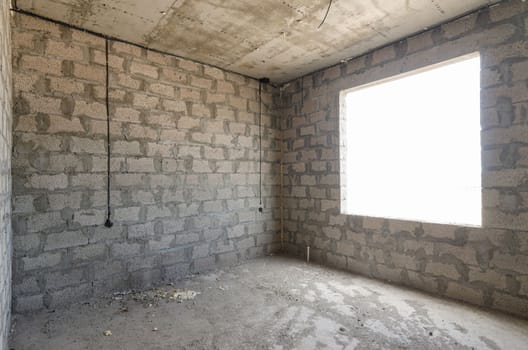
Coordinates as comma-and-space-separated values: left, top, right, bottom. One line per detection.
11, 13, 281, 312
280, 0, 528, 318
0, 0, 12, 346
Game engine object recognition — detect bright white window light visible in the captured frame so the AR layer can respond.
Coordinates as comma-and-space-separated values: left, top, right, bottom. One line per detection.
340, 53, 481, 226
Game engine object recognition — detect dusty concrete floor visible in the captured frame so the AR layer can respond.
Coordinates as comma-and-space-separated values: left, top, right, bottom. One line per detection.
9, 256, 528, 350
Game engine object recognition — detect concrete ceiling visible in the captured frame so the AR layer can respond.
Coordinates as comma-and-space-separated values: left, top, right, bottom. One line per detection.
16, 0, 498, 83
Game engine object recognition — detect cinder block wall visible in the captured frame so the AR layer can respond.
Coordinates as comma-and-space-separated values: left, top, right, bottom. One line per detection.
279, 0, 528, 318
0, 0, 13, 347
11, 13, 281, 312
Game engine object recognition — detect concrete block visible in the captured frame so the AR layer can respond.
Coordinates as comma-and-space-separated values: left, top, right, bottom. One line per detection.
22, 252, 61, 271
203, 200, 223, 213
162, 99, 186, 112
492, 291, 528, 318
519, 276, 528, 297
13, 277, 40, 296
74, 209, 105, 226
148, 235, 174, 252
112, 140, 141, 155
179, 59, 200, 73
128, 222, 155, 238
149, 82, 174, 97
117, 73, 141, 89
336, 241, 355, 256
133, 93, 159, 109
160, 248, 187, 266
322, 226, 342, 240
191, 76, 212, 89
47, 283, 93, 309
111, 242, 141, 258
468, 268, 507, 290
192, 243, 210, 259
391, 253, 418, 271
130, 62, 159, 79
434, 243, 479, 267
71, 174, 106, 189
160, 129, 185, 142
45, 268, 85, 290
162, 68, 188, 83
217, 252, 238, 267
490, 252, 528, 274
174, 233, 200, 245
73, 63, 105, 83
20, 55, 62, 75
46, 40, 85, 61
425, 262, 460, 281
114, 206, 141, 222
94, 261, 123, 279
28, 212, 64, 232
72, 243, 106, 262
13, 234, 40, 252
128, 125, 158, 140
45, 231, 88, 251
193, 256, 215, 273
127, 158, 155, 173
164, 263, 190, 280
14, 294, 43, 313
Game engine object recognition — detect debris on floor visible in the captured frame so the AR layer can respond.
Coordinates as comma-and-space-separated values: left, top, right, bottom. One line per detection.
110, 287, 200, 308
9, 257, 528, 350
171, 290, 200, 302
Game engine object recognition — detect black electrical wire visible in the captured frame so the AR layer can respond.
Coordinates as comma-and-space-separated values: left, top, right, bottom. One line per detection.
301, 76, 304, 107
257, 78, 270, 213
104, 38, 113, 228
317, 0, 333, 29
258, 80, 263, 212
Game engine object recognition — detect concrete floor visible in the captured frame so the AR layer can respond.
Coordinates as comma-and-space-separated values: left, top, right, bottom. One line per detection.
9, 256, 528, 350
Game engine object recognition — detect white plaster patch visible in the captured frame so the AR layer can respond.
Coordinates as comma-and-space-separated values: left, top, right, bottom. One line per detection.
377, 295, 416, 318
315, 282, 345, 305
425, 301, 528, 350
